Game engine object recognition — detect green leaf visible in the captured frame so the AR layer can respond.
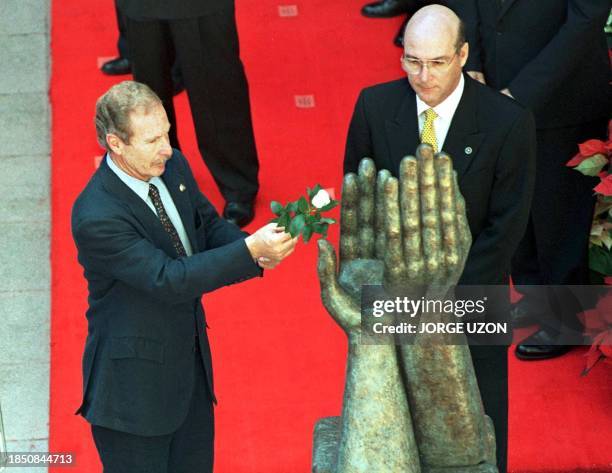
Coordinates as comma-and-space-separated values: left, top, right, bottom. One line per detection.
313, 222, 329, 235
287, 201, 298, 213
594, 200, 612, 218
574, 154, 608, 177
278, 212, 291, 230
320, 217, 336, 224
302, 224, 313, 243
289, 214, 306, 237
589, 245, 612, 275
270, 217, 279, 223
602, 231, 612, 250
298, 196, 309, 213
270, 201, 283, 215
318, 200, 339, 212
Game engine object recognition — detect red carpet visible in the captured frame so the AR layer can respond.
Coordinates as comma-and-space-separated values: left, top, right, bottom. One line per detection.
49, 0, 612, 471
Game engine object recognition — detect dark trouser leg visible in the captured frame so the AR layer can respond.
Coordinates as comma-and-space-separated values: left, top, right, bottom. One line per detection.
91, 349, 214, 473
469, 345, 508, 473
114, 1, 129, 59
168, 349, 215, 473
511, 120, 607, 331
169, 9, 259, 203
125, 17, 181, 149
91, 425, 171, 473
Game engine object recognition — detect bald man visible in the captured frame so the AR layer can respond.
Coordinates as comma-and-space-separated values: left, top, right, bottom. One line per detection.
344, 6, 536, 472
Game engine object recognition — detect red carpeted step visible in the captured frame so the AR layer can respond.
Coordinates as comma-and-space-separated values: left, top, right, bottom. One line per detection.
49, 0, 612, 472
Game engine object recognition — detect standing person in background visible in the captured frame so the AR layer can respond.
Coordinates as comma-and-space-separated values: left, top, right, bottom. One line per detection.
118, 0, 260, 228
360, 0, 437, 46
100, 1, 185, 95
99, 1, 131, 76
448, 0, 611, 360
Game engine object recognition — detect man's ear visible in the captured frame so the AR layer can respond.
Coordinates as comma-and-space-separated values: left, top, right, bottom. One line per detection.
106, 133, 124, 155
459, 42, 469, 68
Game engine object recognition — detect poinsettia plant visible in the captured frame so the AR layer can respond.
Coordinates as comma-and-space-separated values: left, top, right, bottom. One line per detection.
566, 121, 612, 280
567, 120, 612, 374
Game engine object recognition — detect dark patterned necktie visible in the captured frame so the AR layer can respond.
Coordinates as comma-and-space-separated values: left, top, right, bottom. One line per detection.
149, 183, 187, 257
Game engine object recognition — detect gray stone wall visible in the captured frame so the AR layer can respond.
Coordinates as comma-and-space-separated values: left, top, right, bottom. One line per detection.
0, 0, 51, 471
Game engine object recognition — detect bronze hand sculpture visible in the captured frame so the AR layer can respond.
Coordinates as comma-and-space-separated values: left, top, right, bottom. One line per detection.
313, 145, 497, 473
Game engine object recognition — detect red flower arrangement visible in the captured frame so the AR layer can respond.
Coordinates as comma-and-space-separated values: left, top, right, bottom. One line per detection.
566, 120, 612, 374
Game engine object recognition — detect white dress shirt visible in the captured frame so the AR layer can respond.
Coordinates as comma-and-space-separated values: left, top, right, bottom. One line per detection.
106, 155, 193, 256
416, 74, 465, 150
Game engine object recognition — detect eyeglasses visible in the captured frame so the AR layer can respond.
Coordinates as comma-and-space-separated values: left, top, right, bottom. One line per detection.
401, 51, 458, 75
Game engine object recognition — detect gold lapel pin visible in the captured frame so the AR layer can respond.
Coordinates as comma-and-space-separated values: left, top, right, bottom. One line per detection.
179, 184, 186, 192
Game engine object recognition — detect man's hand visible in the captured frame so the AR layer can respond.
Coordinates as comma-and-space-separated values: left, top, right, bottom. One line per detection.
245, 223, 298, 269
467, 71, 486, 84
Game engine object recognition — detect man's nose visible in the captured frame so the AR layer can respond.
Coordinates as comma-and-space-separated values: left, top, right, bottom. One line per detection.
418, 64, 429, 82
160, 135, 172, 156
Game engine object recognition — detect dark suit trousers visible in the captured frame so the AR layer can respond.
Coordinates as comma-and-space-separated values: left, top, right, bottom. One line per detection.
126, 8, 259, 203
91, 345, 214, 473
511, 119, 608, 331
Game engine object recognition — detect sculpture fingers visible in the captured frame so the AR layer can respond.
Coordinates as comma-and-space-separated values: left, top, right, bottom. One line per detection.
357, 158, 376, 259
383, 177, 408, 292
374, 169, 391, 260
317, 239, 361, 329
416, 144, 443, 282
399, 156, 425, 284
339, 173, 360, 264
435, 153, 459, 277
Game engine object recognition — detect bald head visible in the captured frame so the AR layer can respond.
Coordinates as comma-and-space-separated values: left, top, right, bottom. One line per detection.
404, 5, 464, 52
400, 4, 468, 107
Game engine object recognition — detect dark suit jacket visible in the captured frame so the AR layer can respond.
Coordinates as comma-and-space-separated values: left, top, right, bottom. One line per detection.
447, 0, 611, 129
71, 150, 261, 436
117, 0, 232, 20
344, 75, 536, 287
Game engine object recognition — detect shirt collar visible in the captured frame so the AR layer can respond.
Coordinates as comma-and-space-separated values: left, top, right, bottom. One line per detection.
416, 73, 465, 121
106, 153, 152, 202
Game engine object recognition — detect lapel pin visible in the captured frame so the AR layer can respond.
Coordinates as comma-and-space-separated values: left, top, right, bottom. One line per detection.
179, 184, 186, 192
465, 146, 473, 155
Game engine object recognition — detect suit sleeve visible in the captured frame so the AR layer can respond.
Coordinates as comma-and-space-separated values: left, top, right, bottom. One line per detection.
344, 90, 373, 175
176, 152, 255, 249
446, 0, 483, 72
507, 0, 610, 114
73, 214, 262, 304
460, 107, 536, 285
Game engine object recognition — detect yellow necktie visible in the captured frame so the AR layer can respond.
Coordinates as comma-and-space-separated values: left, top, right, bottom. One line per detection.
421, 108, 438, 153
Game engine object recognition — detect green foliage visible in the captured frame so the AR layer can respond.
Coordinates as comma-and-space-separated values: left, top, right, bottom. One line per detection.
574, 154, 608, 176
268, 185, 339, 242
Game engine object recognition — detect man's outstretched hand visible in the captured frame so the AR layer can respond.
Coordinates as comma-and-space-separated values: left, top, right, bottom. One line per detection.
245, 223, 298, 269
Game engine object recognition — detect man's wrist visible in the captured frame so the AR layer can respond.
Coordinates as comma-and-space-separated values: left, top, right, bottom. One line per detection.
244, 234, 260, 260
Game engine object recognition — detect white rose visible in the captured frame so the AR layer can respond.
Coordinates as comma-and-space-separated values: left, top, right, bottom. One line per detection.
311, 189, 331, 209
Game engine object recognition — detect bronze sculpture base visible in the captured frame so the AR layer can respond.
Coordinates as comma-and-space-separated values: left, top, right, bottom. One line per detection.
313, 416, 498, 473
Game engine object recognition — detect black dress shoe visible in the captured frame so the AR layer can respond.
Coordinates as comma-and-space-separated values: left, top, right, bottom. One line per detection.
223, 201, 255, 228
101, 57, 131, 76
394, 16, 409, 47
515, 329, 573, 361
361, 0, 417, 18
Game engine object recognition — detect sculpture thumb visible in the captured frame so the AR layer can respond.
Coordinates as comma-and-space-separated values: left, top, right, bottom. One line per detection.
317, 239, 337, 285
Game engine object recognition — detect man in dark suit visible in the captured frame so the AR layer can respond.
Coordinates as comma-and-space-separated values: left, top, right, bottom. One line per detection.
72, 81, 297, 473
117, 0, 260, 227
447, 0, 611, 360
344, 6, 536, 472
